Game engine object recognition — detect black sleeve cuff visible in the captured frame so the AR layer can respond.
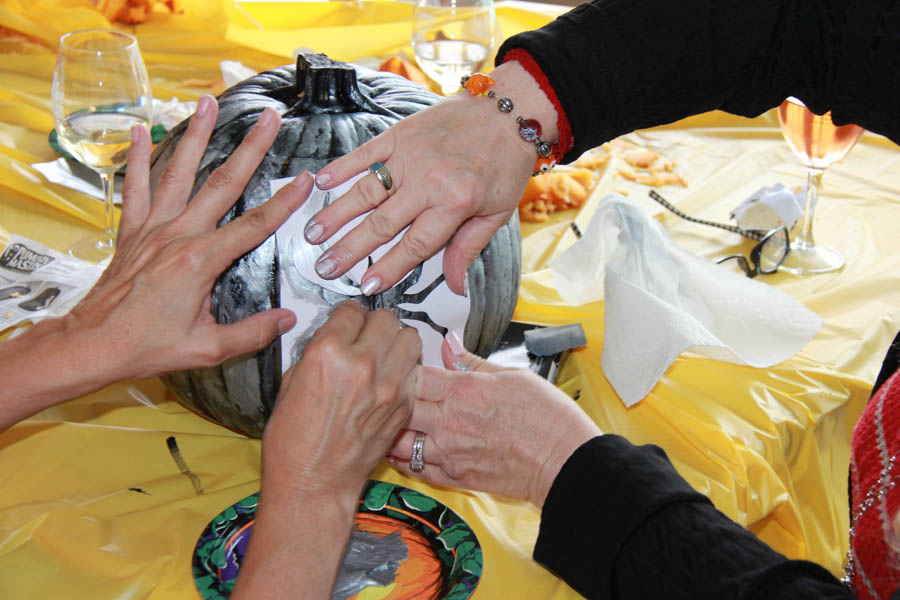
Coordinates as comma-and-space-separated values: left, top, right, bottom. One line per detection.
533, 434, 708, 597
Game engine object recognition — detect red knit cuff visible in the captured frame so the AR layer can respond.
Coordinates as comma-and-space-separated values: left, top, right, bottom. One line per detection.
501, 48, 574, 160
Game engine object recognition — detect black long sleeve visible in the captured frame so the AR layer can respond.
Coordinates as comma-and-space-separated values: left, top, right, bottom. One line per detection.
873, 329, 900, 396
534, 435, 853, 599
497, 0, 900, 162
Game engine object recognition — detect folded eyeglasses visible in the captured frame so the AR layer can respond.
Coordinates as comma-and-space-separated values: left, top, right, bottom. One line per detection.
647, 190, 791, 278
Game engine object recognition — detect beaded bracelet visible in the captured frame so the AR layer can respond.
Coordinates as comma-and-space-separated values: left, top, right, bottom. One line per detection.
461, 73, 558, 176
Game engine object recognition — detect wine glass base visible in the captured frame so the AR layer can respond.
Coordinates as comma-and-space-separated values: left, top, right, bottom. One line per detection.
69, 232, 116, 263
778, 243, 844, 275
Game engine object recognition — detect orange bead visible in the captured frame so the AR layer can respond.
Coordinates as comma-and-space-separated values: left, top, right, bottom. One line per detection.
536, 156, 557, 173
463, 73, 495, 96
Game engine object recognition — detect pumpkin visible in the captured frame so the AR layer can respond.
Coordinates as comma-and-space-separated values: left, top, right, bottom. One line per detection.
149, 54, 521, 438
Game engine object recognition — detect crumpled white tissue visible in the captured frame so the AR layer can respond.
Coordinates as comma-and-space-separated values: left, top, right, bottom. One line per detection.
151, 97, 197, 130
730, 183, 803, 232
550, 194, 822, 407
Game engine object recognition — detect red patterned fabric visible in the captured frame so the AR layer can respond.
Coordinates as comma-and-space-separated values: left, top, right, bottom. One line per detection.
499, 48, 574, 162
851, 369, 900, 599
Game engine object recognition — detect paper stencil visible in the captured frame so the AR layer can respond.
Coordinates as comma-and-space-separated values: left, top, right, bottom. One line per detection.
271, 173, 470, 371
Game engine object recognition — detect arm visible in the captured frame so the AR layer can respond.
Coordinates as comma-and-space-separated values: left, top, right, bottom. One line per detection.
0, 317, 119, 426
307, 59, 558, 297
391, 338, 853, 599
301, 0, 900, 296
538, 436, 852, 600
0, 97, 312, 431
231, 302, 421, 599
501, 0, 900, 161
389, 333, 602, 508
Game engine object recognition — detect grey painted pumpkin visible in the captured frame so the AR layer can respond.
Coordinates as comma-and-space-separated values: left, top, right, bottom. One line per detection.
149, 54, 520, 438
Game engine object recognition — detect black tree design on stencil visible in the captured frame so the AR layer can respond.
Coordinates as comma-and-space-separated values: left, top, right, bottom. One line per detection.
315, 191, 453, 338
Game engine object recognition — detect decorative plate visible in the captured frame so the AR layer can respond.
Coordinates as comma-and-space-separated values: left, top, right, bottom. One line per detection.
192, 480, 482, 600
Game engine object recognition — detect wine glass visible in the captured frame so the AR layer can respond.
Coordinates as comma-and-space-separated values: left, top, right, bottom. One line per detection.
776, 96, 863, 274
50, 29, 152, 262
412, 0, 495, 96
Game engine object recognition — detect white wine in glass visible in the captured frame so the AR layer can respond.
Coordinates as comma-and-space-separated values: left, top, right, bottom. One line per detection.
776, 96, 863, 274
51, 29, 152, 262
412, 0, 494, 96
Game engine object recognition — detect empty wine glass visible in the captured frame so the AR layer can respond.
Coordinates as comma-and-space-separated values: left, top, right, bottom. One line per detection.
412, 0, 495, 96
50, 29, 152, 262
776, 96, 863, 274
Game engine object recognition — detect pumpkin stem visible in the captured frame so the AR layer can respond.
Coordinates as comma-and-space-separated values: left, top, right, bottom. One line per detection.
272, 53, 394, 118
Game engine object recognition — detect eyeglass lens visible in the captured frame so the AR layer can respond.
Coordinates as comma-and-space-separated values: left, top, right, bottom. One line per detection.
755, 228, 790, 273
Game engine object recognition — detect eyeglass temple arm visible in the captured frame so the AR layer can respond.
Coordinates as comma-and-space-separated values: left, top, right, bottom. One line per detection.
647, 190, 764, 241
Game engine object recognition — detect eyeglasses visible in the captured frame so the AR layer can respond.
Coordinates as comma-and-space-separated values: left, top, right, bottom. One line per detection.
715, 226, 790, 278
647, 190, 791, 278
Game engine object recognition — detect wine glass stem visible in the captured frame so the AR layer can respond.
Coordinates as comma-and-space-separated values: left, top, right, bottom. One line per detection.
99, 170, 117, 240
794, 167, 824, 250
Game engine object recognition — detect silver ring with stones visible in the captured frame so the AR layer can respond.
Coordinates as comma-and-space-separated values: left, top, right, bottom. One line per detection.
369, 161, 393, 192
410, 430, 426, 472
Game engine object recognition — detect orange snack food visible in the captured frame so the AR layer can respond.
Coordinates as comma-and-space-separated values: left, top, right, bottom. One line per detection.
572, 148, 611, 170
617, 167, 687, 187
518, 169, 594, 222
94, 0, 183, 24
378, 55, 432, 90
622, 149, 659, 168
574, 138, 687, 188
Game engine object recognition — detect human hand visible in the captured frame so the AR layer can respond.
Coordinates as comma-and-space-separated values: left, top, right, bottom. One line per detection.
261, 301, 422, 497
63, 96, 312, 382
306, 61, 557, 296
389, 334, 602, 508
232, 302, 421, 599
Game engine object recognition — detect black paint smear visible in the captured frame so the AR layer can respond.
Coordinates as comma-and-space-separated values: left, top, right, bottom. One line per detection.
128, 487, 151, 496
166, 436, 204, 495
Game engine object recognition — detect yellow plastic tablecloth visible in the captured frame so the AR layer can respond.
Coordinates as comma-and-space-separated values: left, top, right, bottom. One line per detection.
1, 1, 899, 599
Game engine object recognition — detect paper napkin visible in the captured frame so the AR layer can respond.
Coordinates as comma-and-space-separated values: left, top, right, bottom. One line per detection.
730, 183, 803, 231
550, 194, 822, 406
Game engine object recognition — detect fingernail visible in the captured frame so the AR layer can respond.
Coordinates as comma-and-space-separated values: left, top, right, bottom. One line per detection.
446, 331, 466, 356
315, 255, 338, 278
360, 277, 381, 296
258, 108, 275, 128
316, 172, 331, 187
195, 94, 212, 118
291, 171, 312, 187
130, 124, 146, 143
463, 273, 469, 298
305, 219, 324, 243
278, 316, 295, 334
